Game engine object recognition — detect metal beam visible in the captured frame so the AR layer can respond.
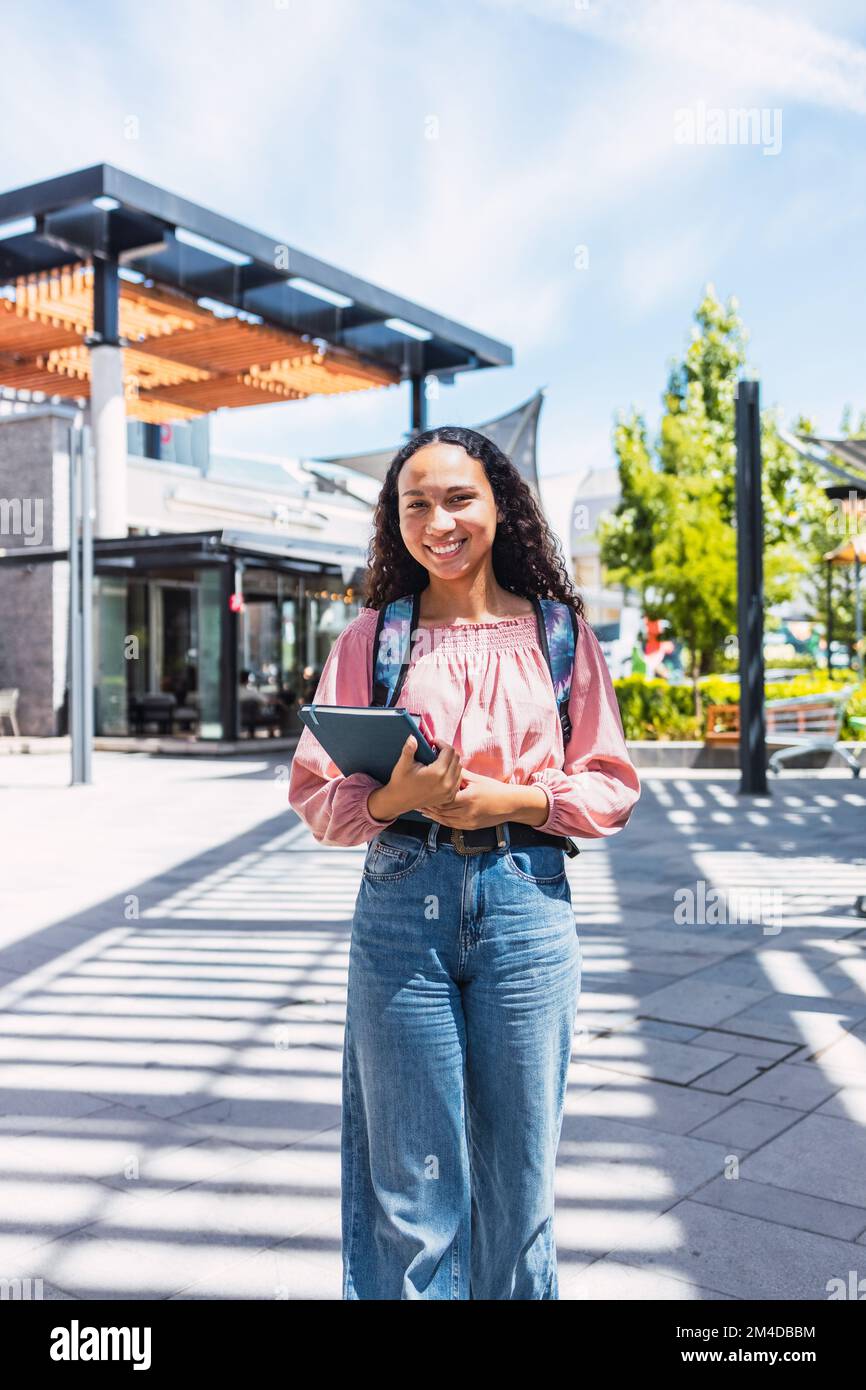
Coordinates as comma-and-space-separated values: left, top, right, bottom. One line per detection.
410, 375, 428, 434
91, 257, 120, 345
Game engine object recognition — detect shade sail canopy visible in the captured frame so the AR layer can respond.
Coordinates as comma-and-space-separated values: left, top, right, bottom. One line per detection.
319, 390, 544, 492
0, 164, 512, 424
791, 433, 866, 493
802, 435, 866, 476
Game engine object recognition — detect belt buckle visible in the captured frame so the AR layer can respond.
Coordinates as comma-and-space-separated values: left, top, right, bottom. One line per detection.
450, 825, 506, 856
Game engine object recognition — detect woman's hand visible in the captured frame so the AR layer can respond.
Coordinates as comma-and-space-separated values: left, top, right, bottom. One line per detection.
418, 770, 511, 829
367, 736, 463, 823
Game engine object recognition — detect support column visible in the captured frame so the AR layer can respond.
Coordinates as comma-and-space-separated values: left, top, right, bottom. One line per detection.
826, 561, 834, 673
89, 256, 127, 539
855, 554, 864, 682
69, 415, 93, 785
90, 345, 127, 539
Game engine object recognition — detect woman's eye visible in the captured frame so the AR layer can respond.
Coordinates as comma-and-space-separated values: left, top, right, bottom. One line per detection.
405, 495, 473, 509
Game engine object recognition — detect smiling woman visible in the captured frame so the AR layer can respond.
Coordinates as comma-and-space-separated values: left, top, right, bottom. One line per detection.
288, 424, 640, 1302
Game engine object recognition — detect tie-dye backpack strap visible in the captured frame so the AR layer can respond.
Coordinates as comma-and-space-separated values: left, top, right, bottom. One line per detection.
371, 592, 421, 707
532, 597, 579, 753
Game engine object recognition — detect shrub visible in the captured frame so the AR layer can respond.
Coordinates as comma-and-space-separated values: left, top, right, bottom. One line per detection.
613, 672, 866, 741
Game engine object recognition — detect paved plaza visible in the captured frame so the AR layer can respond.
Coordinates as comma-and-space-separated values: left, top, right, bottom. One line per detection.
0, 750, 865, 1300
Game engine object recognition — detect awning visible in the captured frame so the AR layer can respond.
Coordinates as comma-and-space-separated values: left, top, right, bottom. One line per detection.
824, 533, 866, 564
0, 527, 368, 584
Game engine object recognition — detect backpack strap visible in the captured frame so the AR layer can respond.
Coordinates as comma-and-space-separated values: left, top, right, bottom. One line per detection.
531, 597, 579, 754
371, 592, 421, 707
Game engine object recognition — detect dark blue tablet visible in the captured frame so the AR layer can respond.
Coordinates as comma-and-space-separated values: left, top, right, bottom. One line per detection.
298, 705, 439, 823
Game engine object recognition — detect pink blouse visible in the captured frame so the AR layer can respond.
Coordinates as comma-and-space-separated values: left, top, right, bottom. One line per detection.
288, 606, 641, 847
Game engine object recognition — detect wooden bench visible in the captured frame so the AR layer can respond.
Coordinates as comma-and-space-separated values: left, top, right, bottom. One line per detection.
705, 703, 740, 745
705, 687, 862, 776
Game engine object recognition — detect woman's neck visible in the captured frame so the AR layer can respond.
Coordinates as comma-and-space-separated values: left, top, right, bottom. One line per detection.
418, 572, 533, 625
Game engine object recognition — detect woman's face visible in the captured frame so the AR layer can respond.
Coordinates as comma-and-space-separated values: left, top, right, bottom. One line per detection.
396, 442, 502, 580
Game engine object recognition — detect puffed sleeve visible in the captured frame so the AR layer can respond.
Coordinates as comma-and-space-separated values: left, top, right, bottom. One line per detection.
528, 615, 641, 838
287, 611, 400, 846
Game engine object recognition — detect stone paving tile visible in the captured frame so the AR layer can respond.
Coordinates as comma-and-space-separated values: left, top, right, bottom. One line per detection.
36, 1105, 298, 1199
614, 1018, 705, 1044
626, 950, 731, 978
710, 1005, 863, 1048
560, 1258, 735, 1301
170, 1241, 339, 1300
739, 1112, 866, 1208
804, 1020, 866, 1069
687, 1099, 802, 1148
554, 1115, 731, 1267
582, 970, 680, 999
815, 1087, 866, 1124
688, 1054, 771, 1094
610, 1198, 864, 1300
3, 1227, 284, 1300
688, 1029, 799, 1061
572, 1031, 734, 1084
723, 993, 866, 1026
563, 1072, 740, 1137
690, 1174, 866, 1242
0, 1087, 111, 1131
734, 1061, 849, 1110
0, 1112, 212, 1198
635, 979, 772, 1028
171, 1095, 340, 1151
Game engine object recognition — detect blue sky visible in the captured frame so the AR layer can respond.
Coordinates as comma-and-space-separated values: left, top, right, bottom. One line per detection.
2, 0, 865, 477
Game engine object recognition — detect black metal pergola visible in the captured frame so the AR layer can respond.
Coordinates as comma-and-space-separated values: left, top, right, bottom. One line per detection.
0, 163, 512, 430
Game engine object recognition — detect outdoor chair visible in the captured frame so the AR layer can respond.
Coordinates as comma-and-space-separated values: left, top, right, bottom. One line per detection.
136, 693, 177, 736
705, 686, 862, 777
0, 688, 21, 737
765, 685, 861, 777
240, 696, 283, 738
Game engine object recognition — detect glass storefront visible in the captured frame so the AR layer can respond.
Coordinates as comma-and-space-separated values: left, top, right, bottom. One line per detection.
238, 571, 362, 736
93, 561, 362, 741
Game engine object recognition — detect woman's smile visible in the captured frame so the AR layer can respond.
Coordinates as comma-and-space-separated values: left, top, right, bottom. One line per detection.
424, 536, 467, 558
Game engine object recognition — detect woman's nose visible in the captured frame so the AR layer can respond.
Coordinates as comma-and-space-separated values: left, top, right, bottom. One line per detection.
425, 505, 456, 533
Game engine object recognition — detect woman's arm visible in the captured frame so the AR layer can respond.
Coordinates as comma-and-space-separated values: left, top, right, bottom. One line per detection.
287, 616, 401, 846
526, 615, 641, 838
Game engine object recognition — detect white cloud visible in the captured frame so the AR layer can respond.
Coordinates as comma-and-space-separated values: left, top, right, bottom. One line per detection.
481, 0, 866, 114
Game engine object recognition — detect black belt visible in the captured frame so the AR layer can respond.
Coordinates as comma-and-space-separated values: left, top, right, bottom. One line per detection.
388, 817, 580, 858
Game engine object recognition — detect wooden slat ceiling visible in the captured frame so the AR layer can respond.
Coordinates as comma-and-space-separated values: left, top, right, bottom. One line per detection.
0, 263, 400, 423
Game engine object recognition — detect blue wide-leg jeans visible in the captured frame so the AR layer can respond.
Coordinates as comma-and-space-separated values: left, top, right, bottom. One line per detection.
341, 819, 582, 1300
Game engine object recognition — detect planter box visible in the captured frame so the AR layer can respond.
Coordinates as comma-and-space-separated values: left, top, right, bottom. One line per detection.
626, 740, 864, 770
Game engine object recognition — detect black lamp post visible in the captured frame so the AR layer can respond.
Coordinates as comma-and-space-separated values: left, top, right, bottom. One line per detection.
735, 379, 768, 795
823, 483, 866, 680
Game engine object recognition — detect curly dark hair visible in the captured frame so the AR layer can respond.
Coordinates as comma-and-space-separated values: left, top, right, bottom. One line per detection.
362, 425, 584, 617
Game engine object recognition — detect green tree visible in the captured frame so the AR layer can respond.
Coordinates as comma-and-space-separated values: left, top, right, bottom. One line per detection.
599, 285, 829, 713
